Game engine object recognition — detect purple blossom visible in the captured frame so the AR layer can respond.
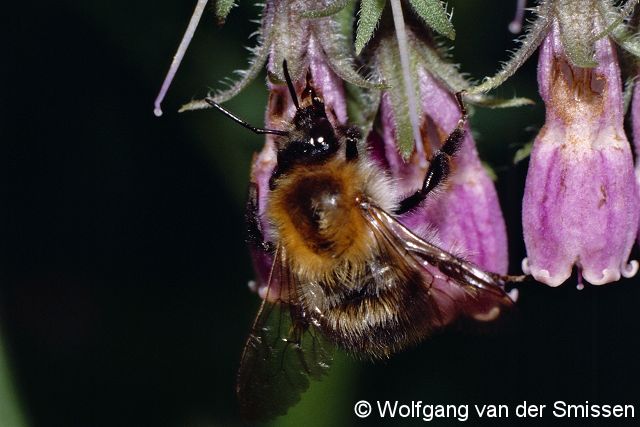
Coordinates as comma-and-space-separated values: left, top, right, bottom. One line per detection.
521, 22, 640, 286
631, 71, 640, 245
158, 0, 640, 291
377, 67, 509, 274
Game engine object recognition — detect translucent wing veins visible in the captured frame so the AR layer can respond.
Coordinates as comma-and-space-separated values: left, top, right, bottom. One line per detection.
236, 246, 334, 422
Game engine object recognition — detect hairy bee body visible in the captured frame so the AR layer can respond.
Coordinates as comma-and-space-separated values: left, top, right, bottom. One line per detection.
269, 154, 432, 358
207, 66, 518, 421
269, 157, 393, 280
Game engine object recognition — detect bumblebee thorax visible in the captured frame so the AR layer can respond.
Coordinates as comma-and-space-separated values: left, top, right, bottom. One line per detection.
268, 161, 373, 279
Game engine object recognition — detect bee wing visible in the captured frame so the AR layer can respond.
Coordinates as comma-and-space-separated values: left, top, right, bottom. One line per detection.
237, 245, 334, 422
363, 204, 516, 323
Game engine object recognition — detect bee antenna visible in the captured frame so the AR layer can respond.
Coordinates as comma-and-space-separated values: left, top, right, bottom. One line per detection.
282, 60, 300, 110
205, 98, 289, 137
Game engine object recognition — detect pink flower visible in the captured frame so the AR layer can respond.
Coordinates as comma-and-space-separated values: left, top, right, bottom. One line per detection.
377, 69, 509, 274
631, 71, 640, 245
522, 22, 640, 286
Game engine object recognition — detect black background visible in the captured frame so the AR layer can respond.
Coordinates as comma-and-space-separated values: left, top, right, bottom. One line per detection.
3, 1, 640, 426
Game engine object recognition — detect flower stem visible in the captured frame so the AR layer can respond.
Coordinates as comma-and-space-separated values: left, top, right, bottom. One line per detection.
509, 0, 526, 34
154, 0, 209, 117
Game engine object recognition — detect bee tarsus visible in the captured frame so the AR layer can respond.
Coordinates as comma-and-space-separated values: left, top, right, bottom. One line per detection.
395, 92, 467, 215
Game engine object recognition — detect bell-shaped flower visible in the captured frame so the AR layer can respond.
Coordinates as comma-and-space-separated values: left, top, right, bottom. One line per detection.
468, 0, 640, 286
372, 29, 511, 274
521, 22, 640, 285
633, 74, 640, 245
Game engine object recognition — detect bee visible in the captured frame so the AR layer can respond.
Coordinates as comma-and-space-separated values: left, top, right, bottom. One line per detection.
206, 61, 521, 422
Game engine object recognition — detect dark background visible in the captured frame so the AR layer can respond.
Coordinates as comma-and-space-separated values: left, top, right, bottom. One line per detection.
3, 1, 640, 426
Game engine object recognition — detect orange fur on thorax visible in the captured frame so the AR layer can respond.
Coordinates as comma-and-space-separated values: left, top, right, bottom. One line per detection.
268, 159, 375, 284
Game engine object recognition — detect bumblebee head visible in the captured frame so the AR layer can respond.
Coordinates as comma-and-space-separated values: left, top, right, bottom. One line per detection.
275, 62, 340, 170
204, 60, 344, 176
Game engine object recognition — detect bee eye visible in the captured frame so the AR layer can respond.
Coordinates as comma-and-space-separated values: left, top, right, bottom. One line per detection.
309, 136, 328, 149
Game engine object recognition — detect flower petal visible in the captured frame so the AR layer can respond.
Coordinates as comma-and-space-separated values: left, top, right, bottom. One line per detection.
522, 22, 640, 286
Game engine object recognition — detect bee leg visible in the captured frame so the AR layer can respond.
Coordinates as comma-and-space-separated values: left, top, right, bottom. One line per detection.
395, 92, 468, 215
344, 126, 361, 162
246, 183, 274, 252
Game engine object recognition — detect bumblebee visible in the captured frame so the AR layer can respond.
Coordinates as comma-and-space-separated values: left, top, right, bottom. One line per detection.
207, 62, 520, 421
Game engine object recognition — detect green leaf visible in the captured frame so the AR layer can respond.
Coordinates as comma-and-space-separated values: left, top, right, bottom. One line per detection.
468, 0, 553, 94
376, 36, 420, 157
411, 39, 467, 92
180, 5, 275, 112
179, 98, 210, 112
0, 331, 27, 427
613, 32, 640, 57
315, 4, 384, 89
513, 140, 534, 164
300, 0, 350, 18
469, 95, 535, 109
556, 0, 598, 67
481, 161, 498, 182
345, 81, 381, 136
408, 0, 455, 40
409, 38, 534, 109
595, 0, 639, 41
355, 0, 386, 55
269, 0, 311, 84
214, 0, 235, 24
334, 0, 358, 36
598, 0, 640, 59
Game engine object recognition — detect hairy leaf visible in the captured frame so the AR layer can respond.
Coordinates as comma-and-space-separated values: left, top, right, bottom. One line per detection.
376, 37, 420, 156
180, 3, 276, 111
513, 140, 533, 164
215, 0, 236, 24
355, 0, 386, 54
345, 82, 381, 136
469, 0, 553, 94
411, 38, 467, 93
408, 0, 455, 40
315, 4, 383, 89
300, 0, 350, 18
470, 96, 535, 109
555, 0, 597, 67
598, 0, 640, 58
